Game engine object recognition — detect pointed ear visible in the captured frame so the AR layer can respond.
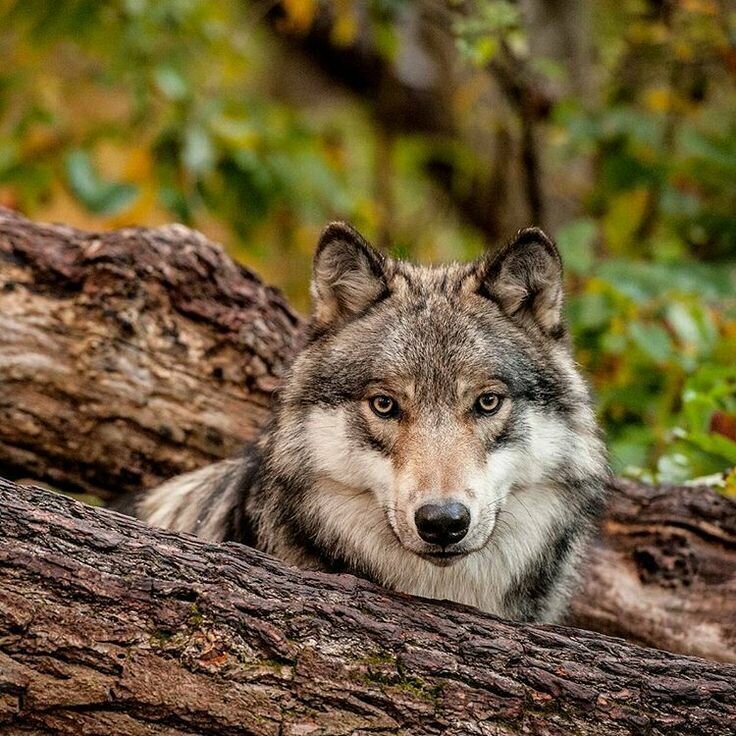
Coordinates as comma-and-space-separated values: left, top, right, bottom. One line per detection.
478, 227, 564, 337
310, 222, 389, 330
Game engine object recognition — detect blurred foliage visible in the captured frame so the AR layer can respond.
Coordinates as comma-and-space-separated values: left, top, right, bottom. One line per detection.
0, 0, 735, 486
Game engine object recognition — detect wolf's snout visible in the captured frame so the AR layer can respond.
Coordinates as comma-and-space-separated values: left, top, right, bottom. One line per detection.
414, 502, 470, 546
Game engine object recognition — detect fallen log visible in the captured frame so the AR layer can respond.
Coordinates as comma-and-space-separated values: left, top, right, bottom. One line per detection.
0, 207, 300, 497
1, 479, 734, 736
0, 208, 735, 665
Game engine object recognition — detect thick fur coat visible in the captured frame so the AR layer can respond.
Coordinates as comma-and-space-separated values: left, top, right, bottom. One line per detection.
128, 223, 609, 623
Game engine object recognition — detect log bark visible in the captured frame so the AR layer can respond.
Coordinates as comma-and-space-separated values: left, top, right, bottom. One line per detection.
1, 478, 735, 736
0, 208, 735, 668
0, 207, 300, 498
572, 477, 736, 662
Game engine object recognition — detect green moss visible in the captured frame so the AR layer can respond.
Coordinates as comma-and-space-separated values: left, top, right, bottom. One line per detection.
360, 668, 442, 704
357, 652, 394, 666
188, 602, 205, 627
148, 629, 174, 647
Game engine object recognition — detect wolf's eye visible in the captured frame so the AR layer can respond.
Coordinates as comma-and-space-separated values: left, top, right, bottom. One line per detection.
369, 395, 398, 418
475, 392, 502, 416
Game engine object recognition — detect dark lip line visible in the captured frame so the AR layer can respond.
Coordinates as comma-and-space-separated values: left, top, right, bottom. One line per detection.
422, 550, 467, 559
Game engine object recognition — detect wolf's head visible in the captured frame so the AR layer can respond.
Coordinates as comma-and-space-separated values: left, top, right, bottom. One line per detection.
272, 223, 604, 572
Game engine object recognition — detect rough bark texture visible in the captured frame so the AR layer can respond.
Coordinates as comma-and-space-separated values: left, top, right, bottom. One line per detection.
1, 479, 735, 736
0, 208, 735, 672
572, 477, 736, 663
0, 207, 300, 497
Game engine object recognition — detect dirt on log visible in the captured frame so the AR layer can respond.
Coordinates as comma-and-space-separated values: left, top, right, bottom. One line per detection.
1, 479, 735, 736
0, 208, 735, 668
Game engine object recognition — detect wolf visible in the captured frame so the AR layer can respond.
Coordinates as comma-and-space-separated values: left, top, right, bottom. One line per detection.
125, 222, 608, 623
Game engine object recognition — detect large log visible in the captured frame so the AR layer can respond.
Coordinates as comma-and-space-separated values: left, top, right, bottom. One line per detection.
1, 479, 735, 736
571, 477, 736, 662
0, 208, 735, 665
0, 207, 300, 497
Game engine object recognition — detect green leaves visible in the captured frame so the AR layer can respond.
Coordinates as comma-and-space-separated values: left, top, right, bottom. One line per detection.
556, 218, 597, 275
659, 367, 736, 480
453, 1, 521, 66
567, 257, 736, 481
2, 0, 735, 489
628, 322, 673, 365
153, 66, 189, 102
182, 126, 214, 175
65, 150, 138, 215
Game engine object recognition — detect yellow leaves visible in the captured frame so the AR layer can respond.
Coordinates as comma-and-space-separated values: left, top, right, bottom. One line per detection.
320, 134, 345, 171
603, 188, 649, 255
108, 146, 158, 228
281, 0, 317, 34
724, 467, 736, 497
673, 39, 695, 61
331, 0, 358, 47
281, 0, 358, 46
20, 123, 62, 159
105, 181, 157, 229
644, 87, 675, 114
122, 146, 154, 181
0, 186, 19, 210
628, 21, 670, 45
294, 222, 320, 257
353, 197, 381, 234
211, 116, 260, 151
643, 86, 692, 116
680, 0, 719, 15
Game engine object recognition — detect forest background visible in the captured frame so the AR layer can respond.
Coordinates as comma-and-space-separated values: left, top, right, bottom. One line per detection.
0, 0, 734, 488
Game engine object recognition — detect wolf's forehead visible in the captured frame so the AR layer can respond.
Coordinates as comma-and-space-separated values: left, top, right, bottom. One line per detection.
390, 260, 473, 293
372, 292, 511, 380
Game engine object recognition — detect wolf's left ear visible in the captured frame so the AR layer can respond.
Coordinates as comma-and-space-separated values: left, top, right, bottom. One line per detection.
478, 227, 564, 337
310, 222, 389, 330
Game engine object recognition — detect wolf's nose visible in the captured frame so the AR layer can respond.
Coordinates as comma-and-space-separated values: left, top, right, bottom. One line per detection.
414, 502, 470, 546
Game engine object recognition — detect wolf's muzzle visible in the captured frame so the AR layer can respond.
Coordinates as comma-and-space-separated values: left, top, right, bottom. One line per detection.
414, 502, 470, 547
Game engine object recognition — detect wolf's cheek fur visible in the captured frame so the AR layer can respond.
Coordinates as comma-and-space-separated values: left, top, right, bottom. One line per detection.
305, 407, 395, 493
302, 403, 577, 556
303, 406, 418, 547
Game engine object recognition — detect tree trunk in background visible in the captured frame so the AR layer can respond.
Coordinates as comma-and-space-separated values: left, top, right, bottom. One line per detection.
0, 208, 735, 667
1, 479, 735, 736
268, 0, 608, 240
518, 0, 597, 231
520, 0, 595, 100
264, 1, 535, 241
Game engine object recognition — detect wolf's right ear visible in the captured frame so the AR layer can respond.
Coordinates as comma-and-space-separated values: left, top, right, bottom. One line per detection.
477, 227, 564, 337
310, 222, 389, 330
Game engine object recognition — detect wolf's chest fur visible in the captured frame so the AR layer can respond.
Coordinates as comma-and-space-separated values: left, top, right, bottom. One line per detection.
132, 222, 608, 624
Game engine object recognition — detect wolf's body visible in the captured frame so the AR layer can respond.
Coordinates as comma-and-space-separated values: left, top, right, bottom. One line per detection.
126, 223, 608, 623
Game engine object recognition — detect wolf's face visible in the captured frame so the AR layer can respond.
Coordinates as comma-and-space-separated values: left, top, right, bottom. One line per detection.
277, 223, 600, 570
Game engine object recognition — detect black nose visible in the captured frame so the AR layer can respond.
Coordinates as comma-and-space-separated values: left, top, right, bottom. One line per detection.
414, 502, 471, 546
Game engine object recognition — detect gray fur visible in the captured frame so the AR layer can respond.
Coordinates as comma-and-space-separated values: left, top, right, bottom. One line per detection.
126, 223, 609, 623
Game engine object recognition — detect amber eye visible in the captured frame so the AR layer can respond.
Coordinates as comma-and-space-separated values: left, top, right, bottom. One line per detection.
475, 392, 502, 416
369, 395, 398, 418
